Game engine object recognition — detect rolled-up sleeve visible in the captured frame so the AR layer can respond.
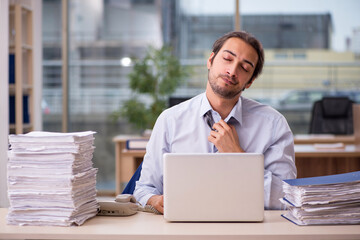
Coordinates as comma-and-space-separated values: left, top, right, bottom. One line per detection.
133, 112, 169, 207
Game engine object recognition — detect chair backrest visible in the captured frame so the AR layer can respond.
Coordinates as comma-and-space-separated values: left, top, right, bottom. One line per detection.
168, 97, 191, 107
309, 97, 354, 135
122, 162, 143, 194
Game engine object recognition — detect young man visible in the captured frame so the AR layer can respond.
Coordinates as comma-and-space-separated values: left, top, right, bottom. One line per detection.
133, 31, 297, 213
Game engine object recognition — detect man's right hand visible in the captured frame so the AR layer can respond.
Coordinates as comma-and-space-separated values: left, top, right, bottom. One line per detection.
146, 195, 164, 214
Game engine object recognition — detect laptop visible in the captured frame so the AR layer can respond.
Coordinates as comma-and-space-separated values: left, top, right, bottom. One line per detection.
163, 153, 264, 222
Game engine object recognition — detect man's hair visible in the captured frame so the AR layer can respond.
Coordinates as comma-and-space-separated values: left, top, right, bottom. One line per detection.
210, 31, 264, 83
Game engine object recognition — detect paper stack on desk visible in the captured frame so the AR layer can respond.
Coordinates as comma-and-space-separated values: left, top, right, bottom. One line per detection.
281, 171, 360, 225
7, 131, 99, 226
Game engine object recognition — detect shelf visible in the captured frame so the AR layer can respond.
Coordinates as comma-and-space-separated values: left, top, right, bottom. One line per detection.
9, 124, 32, 130
20, 4, 32, 12
9, 44, 32, 50
122, 149, 146, 158
9, 84, 33, 95
8, 3, 34, 134
22, 44, 33, 51
9, 4, 32, 12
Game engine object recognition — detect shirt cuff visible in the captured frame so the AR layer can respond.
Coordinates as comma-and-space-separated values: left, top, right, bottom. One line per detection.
137, 193, 156, 207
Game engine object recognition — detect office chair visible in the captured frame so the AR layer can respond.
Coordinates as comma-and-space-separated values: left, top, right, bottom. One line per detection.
168, 96, 191, 107
122, 162, 143, 194
309, 96, 354, 135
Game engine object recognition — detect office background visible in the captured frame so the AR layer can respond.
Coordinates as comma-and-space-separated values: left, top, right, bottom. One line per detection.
1, 0, 360, 207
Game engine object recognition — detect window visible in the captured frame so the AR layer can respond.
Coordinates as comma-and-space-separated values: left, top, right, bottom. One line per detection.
42, 0, 360, 193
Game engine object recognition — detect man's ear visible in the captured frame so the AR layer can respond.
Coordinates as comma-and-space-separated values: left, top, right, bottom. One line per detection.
207, 52, 215, 70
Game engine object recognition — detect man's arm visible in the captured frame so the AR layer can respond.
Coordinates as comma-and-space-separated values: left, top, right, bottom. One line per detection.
133, 112, 169, 209
263, 116, 297, 210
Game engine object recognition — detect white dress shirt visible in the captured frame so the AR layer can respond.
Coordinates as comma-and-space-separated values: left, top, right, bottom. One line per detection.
134, 93, 297, 210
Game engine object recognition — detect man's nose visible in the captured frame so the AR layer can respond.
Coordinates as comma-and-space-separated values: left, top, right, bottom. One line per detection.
226, 64, 237, 78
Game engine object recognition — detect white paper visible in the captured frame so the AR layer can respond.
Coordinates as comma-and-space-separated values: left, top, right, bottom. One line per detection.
281, 172, 360, 225
7, 131, 99, 227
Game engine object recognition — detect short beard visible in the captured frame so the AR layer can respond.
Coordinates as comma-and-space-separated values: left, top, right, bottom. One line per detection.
208, 71, 243, 99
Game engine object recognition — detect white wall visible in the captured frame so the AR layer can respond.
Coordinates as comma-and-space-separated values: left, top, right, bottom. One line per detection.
0, 0, 10, 208
33, 0, 43, 130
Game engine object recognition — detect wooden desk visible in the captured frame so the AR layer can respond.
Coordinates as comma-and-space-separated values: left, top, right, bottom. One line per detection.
295, 144, 360, 178
1, 209, 360, 240
294, 134, 355, 144
113, 135, 147, 194
295, 144, 360, 157
113, 135, 360, 193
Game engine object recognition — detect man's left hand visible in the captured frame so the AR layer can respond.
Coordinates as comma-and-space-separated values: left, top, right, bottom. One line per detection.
208, 119, 245, 153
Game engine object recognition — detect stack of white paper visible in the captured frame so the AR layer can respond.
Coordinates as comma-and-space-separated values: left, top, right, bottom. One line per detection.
281, 171, 360, 225
7, 131, 99, 226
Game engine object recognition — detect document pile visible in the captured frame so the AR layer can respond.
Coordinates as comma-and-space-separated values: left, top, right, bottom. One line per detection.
7, 131, 99, 226
281, 171, 360, 225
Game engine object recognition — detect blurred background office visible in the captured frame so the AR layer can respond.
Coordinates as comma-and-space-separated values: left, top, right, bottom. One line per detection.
4, 0, 360, 195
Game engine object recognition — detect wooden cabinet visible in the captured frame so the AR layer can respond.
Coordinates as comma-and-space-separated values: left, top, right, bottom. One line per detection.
9, 3, 33, 134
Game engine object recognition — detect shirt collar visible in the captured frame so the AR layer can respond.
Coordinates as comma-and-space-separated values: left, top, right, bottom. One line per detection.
226, 98, 243, 125
199, 93, 243, 126
199, 93, 213, 117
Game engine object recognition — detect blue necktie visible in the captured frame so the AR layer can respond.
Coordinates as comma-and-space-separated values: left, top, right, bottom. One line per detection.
204, 111, 218, 152
204, 111, 215, 131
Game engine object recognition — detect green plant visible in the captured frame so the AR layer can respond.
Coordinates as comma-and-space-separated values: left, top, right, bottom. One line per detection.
111, 45, 189, 131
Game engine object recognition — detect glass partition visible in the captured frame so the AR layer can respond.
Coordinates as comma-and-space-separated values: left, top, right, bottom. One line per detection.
42, 0, 360, 193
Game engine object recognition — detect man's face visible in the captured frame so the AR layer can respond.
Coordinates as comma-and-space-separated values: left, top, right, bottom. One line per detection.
207, 37, 258, 99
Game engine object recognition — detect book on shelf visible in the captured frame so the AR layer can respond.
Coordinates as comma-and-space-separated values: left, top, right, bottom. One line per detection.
9, 54, 15, 84
126, 139, 149, 150
9, 95, 30, 124
281, 171, 360, 226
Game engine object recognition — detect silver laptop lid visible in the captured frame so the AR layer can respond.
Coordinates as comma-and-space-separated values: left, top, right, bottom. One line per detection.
163, 153, 264, 222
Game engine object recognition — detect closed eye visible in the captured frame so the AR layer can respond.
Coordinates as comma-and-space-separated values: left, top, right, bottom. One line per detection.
242, 66, 249, 72
223, 58, 231, 61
